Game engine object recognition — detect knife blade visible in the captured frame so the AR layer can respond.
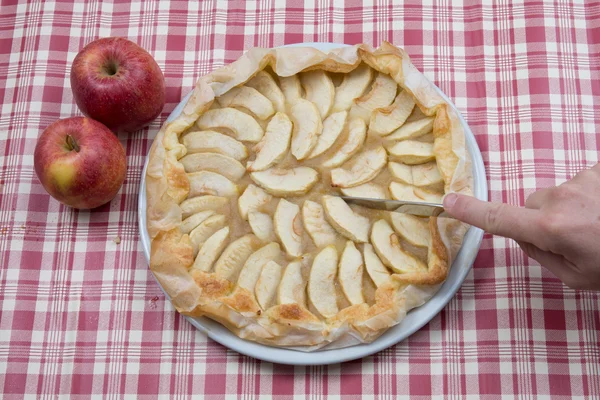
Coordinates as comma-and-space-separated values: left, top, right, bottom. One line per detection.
339, 196, 453, 218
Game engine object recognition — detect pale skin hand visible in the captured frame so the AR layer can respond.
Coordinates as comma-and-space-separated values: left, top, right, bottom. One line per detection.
442, 164, 600, 290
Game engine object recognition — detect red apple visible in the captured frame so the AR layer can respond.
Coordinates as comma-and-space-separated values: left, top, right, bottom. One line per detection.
34, 117, 127, 209
70, 37, 165, 133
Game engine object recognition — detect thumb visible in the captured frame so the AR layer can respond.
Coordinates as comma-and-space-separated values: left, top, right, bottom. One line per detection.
443, 193, 541, 244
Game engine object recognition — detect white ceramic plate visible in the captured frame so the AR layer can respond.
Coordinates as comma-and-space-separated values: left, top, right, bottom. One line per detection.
138, 43, 487, 365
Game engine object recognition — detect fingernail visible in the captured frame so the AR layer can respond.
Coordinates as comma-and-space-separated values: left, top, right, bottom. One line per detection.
443, 193, 458, 209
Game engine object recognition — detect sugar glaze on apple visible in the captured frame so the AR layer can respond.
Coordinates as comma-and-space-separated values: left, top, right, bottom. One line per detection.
70, 37, 166, 133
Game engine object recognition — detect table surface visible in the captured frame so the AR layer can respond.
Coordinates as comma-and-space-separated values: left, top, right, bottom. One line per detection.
1, 1, 599, 398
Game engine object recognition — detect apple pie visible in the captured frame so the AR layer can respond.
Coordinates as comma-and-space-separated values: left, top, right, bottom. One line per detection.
146, 42, 472, 349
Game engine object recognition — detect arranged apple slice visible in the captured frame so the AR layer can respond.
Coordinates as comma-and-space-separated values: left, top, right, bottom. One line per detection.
388, 161, 413, 184
349, 73, 397, 122
290, 99, 322, 160
300, 70, 335, 118
237, 242, 281, 292
308, 245, 339, 318
278, 257, 310, 306
279, 75, 302, 105
332, 63, 374, 113
189, 214, 228, 255
191, 226, 230, 271
180, 210, 215, 234
370, 219, 427, 273
412, 162, 444, 190
180, 195, 229, 219
255, 260, 283, 309
188, 171, 238, 197
340, 182, 387, 199
338, 241, 365, 305
250, 167, 318, 196
214, 234, 262, 282
302, 200, 338, 248
196, 108, 264, 142
308, 111, 347, 159
389, 181, 443, 203
182, 130, 248, 161
331, 146, 387, 188
387, 140, 435, 165
248, 211, 277, 242
237, 184, 272, 220
369, 90, 415, 136
274, 199, 303, 257
247, 112, 292, 172
390, 213, 430, 249
180, 152, 246, 181
386, 117, 434, 141
363, 243, 391, 287
217, 86, 275, 120
245, 70, 286, 113
322, 195, 370, 243
322, 118, 367, 168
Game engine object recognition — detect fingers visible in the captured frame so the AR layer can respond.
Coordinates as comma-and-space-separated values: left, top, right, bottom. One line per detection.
525, 188, 552, 209
443, 193, 541, 244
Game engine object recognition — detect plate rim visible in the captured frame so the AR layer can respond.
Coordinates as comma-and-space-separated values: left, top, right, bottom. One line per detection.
138, 42, 487, 365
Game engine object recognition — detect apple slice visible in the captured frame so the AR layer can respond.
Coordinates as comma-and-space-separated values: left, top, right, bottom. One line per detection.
307, 111, 347, 159
247, 112, 292, 172
189, 214, 228, 255
279, 75, 302, 105
237, 184, 272, 220
255, 260, 283, 309
390, 213, 430, 249
322, 118, 367, 168
290, 99, 322, 160
248, 211, 277, 242
180, 195, 229, 219
180, 152, 246, 181
363, 243, 391, 287
302, 200, 338, 248
331, 146, 387, 188
332, 63, 374, 113
182, 130, 248, 161
237, 242, 281, 292
308, 245, 339, 318
388, 161, 413, 184
278, 259, 307, 306
274, 199, 303, 257
246, 70, 286, 113
322, 195, 370, 243
370, 219, 427, 273
349, 73, 397, 122
387, 140, 435, 165
191, 226, 230, 271
214, 234, 262, 282
338, 241, 365, 305
340, 183, 387, 199
180, 210, 215, 234
217, 86, 275, 120
369, 90, 415, 136
250, 167, 318, 196
389, 181, 443, 203
187, 171, 238, 197
412, 161, 444, 190
386, 117, 434, 141
300, 70, 335, 118
196, 108, 264, 142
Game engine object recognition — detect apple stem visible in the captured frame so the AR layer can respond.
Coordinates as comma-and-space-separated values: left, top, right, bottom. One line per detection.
66, 135, 80, 152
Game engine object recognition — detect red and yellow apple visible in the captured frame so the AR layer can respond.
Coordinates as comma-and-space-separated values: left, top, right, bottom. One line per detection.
70, 37, 165, 133
34, 117, 127, 209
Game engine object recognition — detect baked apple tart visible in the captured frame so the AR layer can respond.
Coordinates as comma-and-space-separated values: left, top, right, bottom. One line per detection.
146, 42, 472, 349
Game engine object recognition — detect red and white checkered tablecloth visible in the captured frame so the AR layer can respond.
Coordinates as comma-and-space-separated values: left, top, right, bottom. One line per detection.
1, 0, 599, 398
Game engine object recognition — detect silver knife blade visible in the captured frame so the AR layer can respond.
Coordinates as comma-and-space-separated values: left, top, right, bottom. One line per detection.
340, 196, 452, 218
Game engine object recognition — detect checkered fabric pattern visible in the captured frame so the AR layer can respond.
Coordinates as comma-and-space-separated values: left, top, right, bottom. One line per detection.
1, 0, 599, 398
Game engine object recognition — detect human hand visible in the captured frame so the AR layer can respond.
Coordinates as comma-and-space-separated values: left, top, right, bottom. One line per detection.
442, 164, 600, 290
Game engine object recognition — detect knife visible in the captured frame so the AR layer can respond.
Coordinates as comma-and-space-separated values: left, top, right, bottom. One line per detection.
340, 196, 453, 218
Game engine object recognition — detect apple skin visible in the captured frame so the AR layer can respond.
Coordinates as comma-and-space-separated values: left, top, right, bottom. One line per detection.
70, 37, 165, 133
34, 117, 127, 209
